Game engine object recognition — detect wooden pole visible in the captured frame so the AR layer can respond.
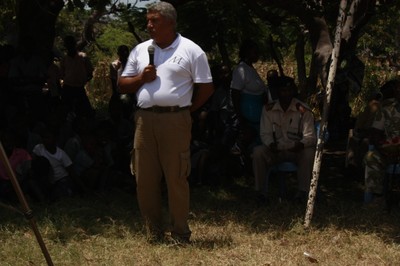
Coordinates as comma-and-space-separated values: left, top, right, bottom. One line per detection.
304, 0, 348, 228
0, 141, 54, 266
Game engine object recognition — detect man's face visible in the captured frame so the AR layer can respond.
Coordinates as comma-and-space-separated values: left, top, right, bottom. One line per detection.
146, 11, 174, 43
278, 86, 294, 105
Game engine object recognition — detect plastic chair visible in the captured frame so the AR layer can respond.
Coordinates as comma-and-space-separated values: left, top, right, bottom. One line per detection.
264, 122, 321, 201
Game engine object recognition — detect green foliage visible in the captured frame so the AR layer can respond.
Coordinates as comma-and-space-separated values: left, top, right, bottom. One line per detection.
350, 3, 400, 116
350, 58, 399, 116
177, 0, 268, 62
1, 0, 399, 117
0, 0, 16, 45
93, 25, 135, 61
55, 8, 90, 43
119, 4, 148, 31
359, 4, 400, 58
177, 1, 235, 51
55, 7, 136, 62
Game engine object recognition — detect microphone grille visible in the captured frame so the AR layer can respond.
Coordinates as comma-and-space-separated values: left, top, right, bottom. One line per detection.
148, 45, 155, 54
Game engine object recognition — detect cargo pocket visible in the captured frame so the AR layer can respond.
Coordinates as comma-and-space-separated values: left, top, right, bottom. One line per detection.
179, 150, 191, 178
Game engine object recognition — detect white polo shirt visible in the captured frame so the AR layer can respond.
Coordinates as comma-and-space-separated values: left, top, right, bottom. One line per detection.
122, 34, 212, 108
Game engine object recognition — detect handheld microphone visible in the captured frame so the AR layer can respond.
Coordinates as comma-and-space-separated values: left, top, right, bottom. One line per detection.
148, 45, 155, 65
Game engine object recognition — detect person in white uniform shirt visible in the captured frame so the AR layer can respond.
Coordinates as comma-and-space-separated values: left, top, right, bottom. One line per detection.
118, 1, 214, 244
252, 76, 316, 204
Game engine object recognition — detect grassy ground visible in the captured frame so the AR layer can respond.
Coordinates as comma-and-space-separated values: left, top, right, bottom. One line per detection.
1, 140, 400, 265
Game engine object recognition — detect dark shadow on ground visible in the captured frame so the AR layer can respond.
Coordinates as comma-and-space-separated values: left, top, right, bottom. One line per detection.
1, 139, 399, 245
189, 138, 400, 244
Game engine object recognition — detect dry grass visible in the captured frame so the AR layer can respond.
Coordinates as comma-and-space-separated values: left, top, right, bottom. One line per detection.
1, 157, 400, 266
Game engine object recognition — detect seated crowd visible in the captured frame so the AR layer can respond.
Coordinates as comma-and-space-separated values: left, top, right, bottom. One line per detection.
1, 41, 398, 209
0, 40, 136, 203
346, 78, 400, 209
0, 102, 135, 203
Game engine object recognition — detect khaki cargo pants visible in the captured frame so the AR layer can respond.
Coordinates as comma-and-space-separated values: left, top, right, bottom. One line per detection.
132, 109, 192, 239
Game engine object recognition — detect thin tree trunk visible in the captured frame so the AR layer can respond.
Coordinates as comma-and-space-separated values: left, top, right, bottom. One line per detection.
78, 8, 105, 50
306, 53, 319, 96
217, 27, 231, 69
296, 29, 307, 99
128, 21, 144, 44
304, 0, 348, 229
16, 0, 63, 64
269, 35, 284, 76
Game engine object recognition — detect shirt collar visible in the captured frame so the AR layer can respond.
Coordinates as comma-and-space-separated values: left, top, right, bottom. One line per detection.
152, 33, 181, 50
272, 98, 298, 112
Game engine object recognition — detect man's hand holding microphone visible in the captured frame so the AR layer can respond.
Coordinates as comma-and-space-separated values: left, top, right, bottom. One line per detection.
141, 45, 157, 83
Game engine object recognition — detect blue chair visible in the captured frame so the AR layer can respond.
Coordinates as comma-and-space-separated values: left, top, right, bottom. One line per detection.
264, 122, 322, 201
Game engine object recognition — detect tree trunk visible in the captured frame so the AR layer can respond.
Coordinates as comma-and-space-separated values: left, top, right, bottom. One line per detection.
306, 53, 320, 96
216, 27, 232, 69
269, 35, 285, 76
304, 16, 333, 89
16, 0, 64, 64
295, 29, 307, 99
78, 8, 106, 50
304, 0, 348, 228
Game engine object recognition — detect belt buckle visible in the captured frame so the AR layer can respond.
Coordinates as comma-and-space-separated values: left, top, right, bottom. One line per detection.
145, 105, 184, 113
154, 105, 178, 112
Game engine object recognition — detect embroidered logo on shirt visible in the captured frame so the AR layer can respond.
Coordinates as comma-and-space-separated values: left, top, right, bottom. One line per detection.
169, 56, 184, 65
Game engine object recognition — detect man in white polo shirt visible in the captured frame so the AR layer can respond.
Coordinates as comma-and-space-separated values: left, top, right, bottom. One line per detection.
118, 1, 213, 244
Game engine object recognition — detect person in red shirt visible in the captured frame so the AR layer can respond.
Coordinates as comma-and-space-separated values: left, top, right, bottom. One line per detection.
0, 130, 32, 201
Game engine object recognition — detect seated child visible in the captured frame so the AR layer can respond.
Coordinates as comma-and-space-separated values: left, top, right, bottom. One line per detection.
32, 126, 86, 200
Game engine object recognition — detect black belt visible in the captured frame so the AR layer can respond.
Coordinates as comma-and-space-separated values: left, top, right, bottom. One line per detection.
139, 105, 189, 113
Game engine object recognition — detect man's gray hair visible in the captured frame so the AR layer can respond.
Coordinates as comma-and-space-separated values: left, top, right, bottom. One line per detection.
147, 1, 177, 25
